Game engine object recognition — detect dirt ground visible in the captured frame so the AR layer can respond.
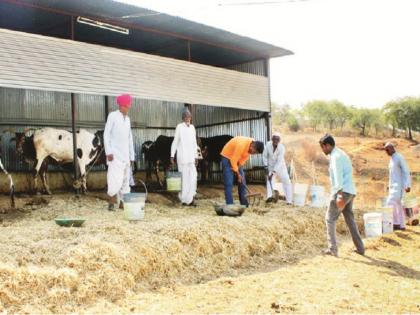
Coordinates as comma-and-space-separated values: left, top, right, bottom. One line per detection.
280, 133, 420, 208
85, 226, 420, 314
0, 132, 419, 314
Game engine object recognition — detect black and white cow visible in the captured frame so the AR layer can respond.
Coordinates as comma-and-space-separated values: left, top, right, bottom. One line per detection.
199, 135, 233, 182
14, 128, 102, 194
0, 156, 15, 208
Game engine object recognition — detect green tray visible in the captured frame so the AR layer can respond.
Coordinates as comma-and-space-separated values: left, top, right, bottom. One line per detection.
55, 218, 86, 227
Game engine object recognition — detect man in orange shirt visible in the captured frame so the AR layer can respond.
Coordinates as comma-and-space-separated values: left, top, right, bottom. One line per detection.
221, 136, 264, 206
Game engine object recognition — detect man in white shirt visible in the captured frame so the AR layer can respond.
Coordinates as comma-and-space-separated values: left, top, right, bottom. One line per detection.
263, 133, 292, 204
170, 108, 199, 206
104, 94, 135, 211
384, 142, 411, 230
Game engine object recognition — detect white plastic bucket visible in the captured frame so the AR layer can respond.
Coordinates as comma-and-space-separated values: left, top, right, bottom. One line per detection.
124, 199, 145, 221
363, 212, 383, 238
123, 180, 148, 221
273, 182, 284, 195
402, 194, 418, 208
381, 208, 393, 234
293, 183, 308, 207
309, 185, 325, 208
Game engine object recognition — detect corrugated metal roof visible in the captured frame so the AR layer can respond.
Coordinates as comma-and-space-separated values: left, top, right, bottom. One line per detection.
2, 0, 292, 66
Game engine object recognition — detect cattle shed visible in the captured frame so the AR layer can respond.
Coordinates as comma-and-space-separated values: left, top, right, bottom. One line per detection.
0, 0, 292, 192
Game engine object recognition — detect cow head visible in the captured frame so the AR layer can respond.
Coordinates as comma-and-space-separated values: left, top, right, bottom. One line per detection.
12, 131, 36, 162
93, 130, 103, 148
196, 146, 203, 160
14, 132, 27, 156
141, 140, 154, 152
90, 130, 105, 161
196, 137, 204, 160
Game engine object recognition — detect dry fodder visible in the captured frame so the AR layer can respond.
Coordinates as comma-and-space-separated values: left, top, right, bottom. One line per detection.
0, 194, 364, 313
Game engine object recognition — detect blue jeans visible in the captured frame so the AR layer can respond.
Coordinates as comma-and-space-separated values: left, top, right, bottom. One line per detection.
222, 157, 248, 206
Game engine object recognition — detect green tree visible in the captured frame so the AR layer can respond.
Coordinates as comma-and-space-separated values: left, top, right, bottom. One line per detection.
383, 101, 399, 136
351, 107, 376, 136
287, 113, 300, 132
332, 101, 352, 130
383, 96, 420, 140
272, 103, 292, 126
302, 100, 328, 131
371, 109, 385, 136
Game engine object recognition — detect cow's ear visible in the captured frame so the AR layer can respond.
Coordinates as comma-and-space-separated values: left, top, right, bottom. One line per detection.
25, 130, 34, 137
92, 136, 99, 147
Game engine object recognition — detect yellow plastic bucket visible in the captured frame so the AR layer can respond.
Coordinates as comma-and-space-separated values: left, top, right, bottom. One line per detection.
166, 172, 181, 192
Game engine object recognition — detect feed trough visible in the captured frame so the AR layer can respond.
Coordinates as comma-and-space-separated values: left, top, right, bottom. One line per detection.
55, 218, 86, 227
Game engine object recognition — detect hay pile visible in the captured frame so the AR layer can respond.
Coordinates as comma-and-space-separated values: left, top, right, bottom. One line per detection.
0, 193, 364, 313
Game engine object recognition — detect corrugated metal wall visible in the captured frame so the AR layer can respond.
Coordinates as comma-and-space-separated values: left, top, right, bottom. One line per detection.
226, 60, 266, 76
0, 86, 267, 182
193, 104, 267, 182
0, 28, 270, 112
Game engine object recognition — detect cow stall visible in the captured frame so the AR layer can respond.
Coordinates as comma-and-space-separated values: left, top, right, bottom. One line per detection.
0, 0, 292, 193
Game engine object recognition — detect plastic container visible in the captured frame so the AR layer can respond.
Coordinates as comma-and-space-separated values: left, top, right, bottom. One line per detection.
55, 218, 85, 227
309, 185, 326, 208
123, 180, 148, 221
363, 212, 383, 238
381, 207, 393, 234
293, 183, 308, 207
273, 182, 285, 195
402, 194, 418, 208
166, 171, 182, 192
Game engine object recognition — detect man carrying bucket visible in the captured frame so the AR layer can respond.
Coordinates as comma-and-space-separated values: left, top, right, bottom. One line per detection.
319, 134, 364, 257
104, 94, 135, 211
384, 142, 411, 231
263, 132, 292, 204
170, 108, 199, 206
221, 136, 264, 207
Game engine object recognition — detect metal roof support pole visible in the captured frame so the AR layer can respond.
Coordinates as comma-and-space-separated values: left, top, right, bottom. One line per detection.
264, 58, 272, 141
187, 41, 192, 61
104, 96, 109, 120
71, 93, 80, 195
70, 16, 80, 195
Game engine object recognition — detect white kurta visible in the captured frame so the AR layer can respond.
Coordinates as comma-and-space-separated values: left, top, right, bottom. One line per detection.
263, 141, 292, 203
104, 110, 135, 198
171, 122, 198, 204
386, 152, 411, 228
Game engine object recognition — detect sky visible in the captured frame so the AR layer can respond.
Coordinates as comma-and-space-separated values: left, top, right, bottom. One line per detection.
119, 0, 420, 108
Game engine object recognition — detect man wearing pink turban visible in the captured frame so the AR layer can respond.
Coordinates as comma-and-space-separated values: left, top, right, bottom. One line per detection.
104, 94, 135, 210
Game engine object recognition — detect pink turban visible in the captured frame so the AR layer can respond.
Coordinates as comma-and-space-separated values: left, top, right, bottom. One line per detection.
117, 94, 132, 108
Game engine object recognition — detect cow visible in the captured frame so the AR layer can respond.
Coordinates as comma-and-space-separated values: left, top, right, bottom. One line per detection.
13, 128, 103, 194
199, 135, 233, 182
142, 135, 203, 187
141, 140, 154, 179
141, 136, 174, 187
0, 157, 15, 208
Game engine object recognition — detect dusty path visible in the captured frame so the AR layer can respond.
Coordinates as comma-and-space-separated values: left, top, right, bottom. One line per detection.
87, 227, 420, 314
